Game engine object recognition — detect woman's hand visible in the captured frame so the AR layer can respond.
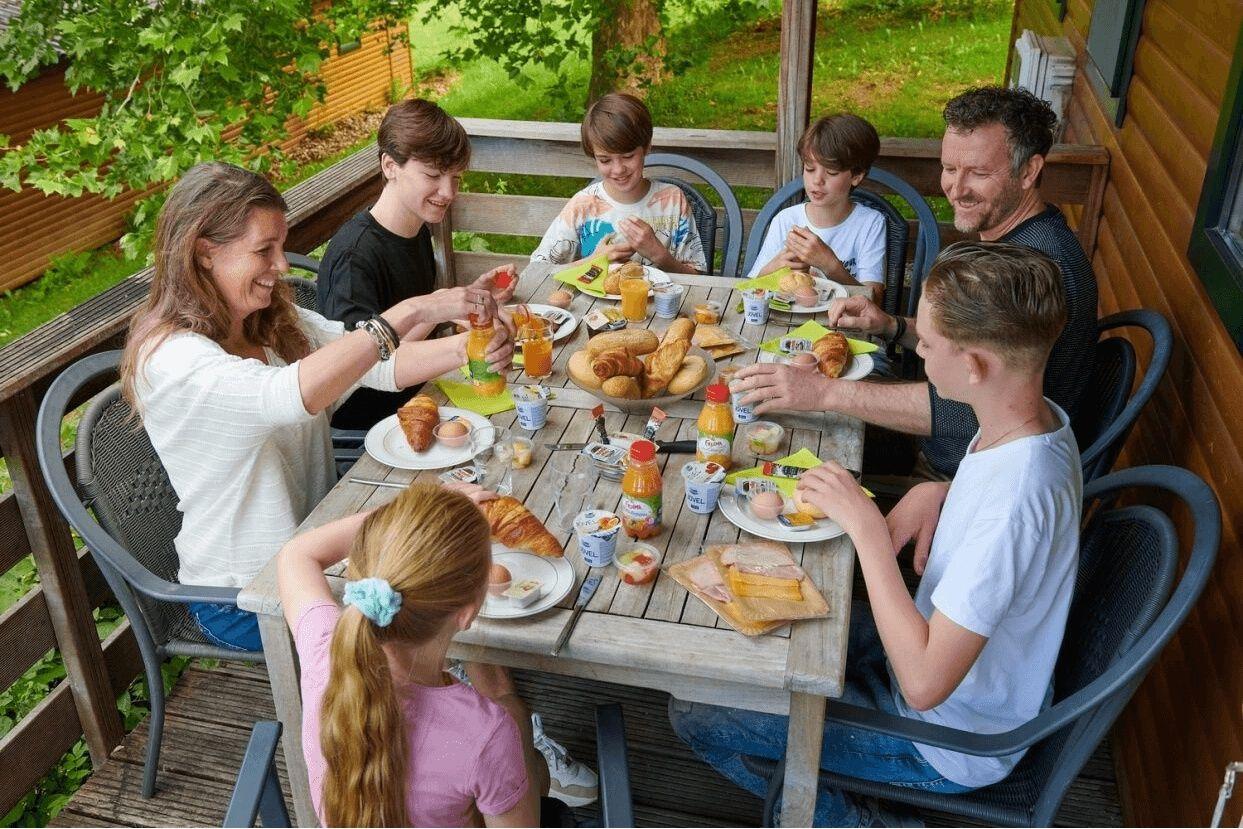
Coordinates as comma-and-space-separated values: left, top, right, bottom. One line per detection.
826, 295, 893, 337
732, 362, 834, 415
796, 463, 884, 541
396, 286, 495, 332
483, 322, 514, 372
474, 265, 518, 304
886, 481, 950, 574
444, 482, 499, 507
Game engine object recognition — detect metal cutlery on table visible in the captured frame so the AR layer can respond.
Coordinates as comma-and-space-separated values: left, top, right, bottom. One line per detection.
550, 574, 601, 656
348, 477, 408, 489
545, 439, 697, 454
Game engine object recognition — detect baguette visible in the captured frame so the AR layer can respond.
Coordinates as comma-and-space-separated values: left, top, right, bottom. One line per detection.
568, 350, 604, 389
667, 356, 708, 395
585, 328, 659, 358
663, 318, 695, 344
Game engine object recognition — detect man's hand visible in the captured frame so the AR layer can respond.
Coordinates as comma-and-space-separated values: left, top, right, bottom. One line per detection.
826, 294, 893, 336
443, 482, 499, 507
731, 362, 835, 415
619, 216, 664, 262
885, 481, 950, 574
473, 265, 518, 304
785, 226, 842, 275
796, 463, 885, 540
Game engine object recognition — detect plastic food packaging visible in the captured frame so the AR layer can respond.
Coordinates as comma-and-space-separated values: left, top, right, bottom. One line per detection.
615, 543, 663, 585
744, 421, 785, 456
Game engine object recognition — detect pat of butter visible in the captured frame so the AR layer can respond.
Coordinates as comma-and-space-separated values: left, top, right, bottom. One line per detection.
502, 579, 543, 607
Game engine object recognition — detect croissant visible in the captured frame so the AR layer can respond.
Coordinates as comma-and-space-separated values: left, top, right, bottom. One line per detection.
812, 332, 850, 379
481, 496, 563, 557
591, 349, 645, 380
397, 395, 438, 452
641, 338, 691, 398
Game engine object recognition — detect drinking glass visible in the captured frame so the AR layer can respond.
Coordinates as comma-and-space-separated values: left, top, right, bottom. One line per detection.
549, 453, 601, 532
471, 426, 514, 496
519, 322, 553, 379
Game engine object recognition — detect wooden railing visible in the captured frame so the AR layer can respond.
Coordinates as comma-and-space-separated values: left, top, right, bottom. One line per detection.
0, 118, 1109, 815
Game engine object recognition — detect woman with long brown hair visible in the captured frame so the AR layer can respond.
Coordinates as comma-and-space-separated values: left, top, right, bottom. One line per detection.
277, 483, 546, 827
121, 161, 511, 651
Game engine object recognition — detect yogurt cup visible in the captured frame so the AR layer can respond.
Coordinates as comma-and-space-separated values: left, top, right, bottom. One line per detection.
681, 461, 727, 514
742, 288, 770, 325
574, 510, 622, 567
652, 283, 685, 318
514, 384, 550, 430
730, 386, 756, 424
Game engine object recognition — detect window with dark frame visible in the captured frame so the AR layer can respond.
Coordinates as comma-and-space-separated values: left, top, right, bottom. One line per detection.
1084, 0, 1147, 125
1189, 31, 1243, 354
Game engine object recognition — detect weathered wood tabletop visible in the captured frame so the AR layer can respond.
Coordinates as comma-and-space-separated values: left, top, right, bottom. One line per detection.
239, 262, 866, 827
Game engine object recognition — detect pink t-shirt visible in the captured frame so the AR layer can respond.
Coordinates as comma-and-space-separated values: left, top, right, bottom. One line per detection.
295, 602, 529, 826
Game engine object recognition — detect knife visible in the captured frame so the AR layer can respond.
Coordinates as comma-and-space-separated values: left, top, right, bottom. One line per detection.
551, 574, 602, 656
545, 439, 697, 454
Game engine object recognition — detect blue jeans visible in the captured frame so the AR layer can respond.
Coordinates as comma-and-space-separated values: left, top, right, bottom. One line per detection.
669, 602, 970, 826
188, 602, 263, 652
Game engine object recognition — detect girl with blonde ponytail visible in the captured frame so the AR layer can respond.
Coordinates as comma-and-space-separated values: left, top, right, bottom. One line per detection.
277, 483, 543, 827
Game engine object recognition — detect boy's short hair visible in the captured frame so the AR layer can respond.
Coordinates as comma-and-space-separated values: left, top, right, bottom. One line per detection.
377, 98, 471, 172
923, 241, 1067, 370
581, 93, 653, 157
796, 114, 881, 177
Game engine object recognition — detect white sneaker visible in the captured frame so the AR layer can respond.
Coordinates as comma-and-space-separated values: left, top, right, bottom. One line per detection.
532, 713, 599, 807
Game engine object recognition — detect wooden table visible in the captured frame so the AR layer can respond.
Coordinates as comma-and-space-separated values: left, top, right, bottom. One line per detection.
238, 264, 865, 827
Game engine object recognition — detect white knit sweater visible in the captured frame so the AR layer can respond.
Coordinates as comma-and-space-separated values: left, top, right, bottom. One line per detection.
135, 307, 398, 589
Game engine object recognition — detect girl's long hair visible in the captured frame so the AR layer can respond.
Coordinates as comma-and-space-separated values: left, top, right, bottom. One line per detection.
120, 161, 310, 408
320, 484, 492, 827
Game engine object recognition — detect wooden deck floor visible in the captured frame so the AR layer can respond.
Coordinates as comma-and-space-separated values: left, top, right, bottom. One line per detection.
51, 660, 1125, 827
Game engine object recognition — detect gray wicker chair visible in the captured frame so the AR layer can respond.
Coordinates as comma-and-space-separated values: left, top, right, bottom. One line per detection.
738, 464, 1220, 827
224, 721, 290, 828
36, 349, 264, 799
741, 167, 941, 317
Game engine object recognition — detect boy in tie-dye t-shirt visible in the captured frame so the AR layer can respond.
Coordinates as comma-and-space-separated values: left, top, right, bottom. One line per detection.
531, 93, 706, 274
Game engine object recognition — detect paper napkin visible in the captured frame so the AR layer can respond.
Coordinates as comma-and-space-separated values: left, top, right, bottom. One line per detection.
552, 254, 610, 296
434, 379, 515, 416
758, 320, 879, 356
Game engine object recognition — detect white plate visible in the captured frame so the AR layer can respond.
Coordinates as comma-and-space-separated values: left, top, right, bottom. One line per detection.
717, 490, 846, 544
508, 304, 578, 343
771, 276, 846, 314
480, 547, 576, 619
600, 264, 671, 300
757, 348, 874, 381
364, 407, 494, 471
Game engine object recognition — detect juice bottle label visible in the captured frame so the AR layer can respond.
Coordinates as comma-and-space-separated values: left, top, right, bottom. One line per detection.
697, 433, 732, 463
620, 492, 662, 539
469, 358, 502, 384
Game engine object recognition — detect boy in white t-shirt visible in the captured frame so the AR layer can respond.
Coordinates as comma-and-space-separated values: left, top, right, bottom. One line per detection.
530, 93, 706, 274
670, 241, 1081, 825
747, 113, 888, 303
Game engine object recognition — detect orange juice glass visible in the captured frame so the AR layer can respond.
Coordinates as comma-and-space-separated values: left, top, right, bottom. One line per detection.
520, 323, 553, 379
619, 274, 650, 322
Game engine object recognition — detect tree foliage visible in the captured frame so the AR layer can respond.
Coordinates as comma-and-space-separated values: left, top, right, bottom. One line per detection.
0, 0, 414, 247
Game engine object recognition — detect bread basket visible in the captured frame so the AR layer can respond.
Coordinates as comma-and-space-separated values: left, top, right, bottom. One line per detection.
568, 345, 717, 413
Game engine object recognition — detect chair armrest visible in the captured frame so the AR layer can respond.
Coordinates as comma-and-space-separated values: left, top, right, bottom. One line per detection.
595, 703, 635, 827
224, 721, 289, 828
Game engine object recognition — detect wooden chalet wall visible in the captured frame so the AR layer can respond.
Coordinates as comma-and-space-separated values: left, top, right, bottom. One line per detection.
1011, 0, 1243, 825
0, 24, 411, 294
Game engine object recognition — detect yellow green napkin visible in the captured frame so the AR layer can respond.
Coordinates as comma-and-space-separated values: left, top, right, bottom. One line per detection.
736, 267, 790, 292
435, 379, 515, 416
759, 320, 879, 356
726, 448, 823, 497
553, 254, 610, 297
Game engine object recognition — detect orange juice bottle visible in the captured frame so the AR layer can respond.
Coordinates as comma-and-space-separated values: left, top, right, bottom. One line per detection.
619, 274, 650, 322
467, 311, 506, 397
620, 439, 663, 539
696, 384, 734, 470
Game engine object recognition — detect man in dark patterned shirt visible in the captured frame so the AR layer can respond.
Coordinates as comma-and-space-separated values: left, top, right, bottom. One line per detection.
734, 86, 1098, 480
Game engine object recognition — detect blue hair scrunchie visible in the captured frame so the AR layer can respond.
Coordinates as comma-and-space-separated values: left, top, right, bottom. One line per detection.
342, 577, 402, 628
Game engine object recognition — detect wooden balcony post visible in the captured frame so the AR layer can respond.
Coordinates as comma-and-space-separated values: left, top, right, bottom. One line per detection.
775, 0, 816, 187
0, 390, 124, 765
431, 218, 458, 288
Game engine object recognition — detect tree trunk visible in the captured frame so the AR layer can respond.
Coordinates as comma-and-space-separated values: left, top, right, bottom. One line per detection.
587, 0, 666, 105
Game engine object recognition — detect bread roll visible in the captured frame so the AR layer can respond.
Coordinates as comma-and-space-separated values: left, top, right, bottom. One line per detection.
568, 350, 603, 389
603, 271, 622, 295
585, 328, 659, 357
779, 271, 815, 293
667, 356, 708, 395
793, 491, 826, 519
663, 318, 695, 344
602, 376, 641, 399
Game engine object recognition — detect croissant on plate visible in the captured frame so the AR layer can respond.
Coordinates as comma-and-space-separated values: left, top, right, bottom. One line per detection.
812, 332, 850, 379
481, 496, 563, 557
591, 349, 644, 380
642, 338, 691, 398
397, 395, 438, 452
